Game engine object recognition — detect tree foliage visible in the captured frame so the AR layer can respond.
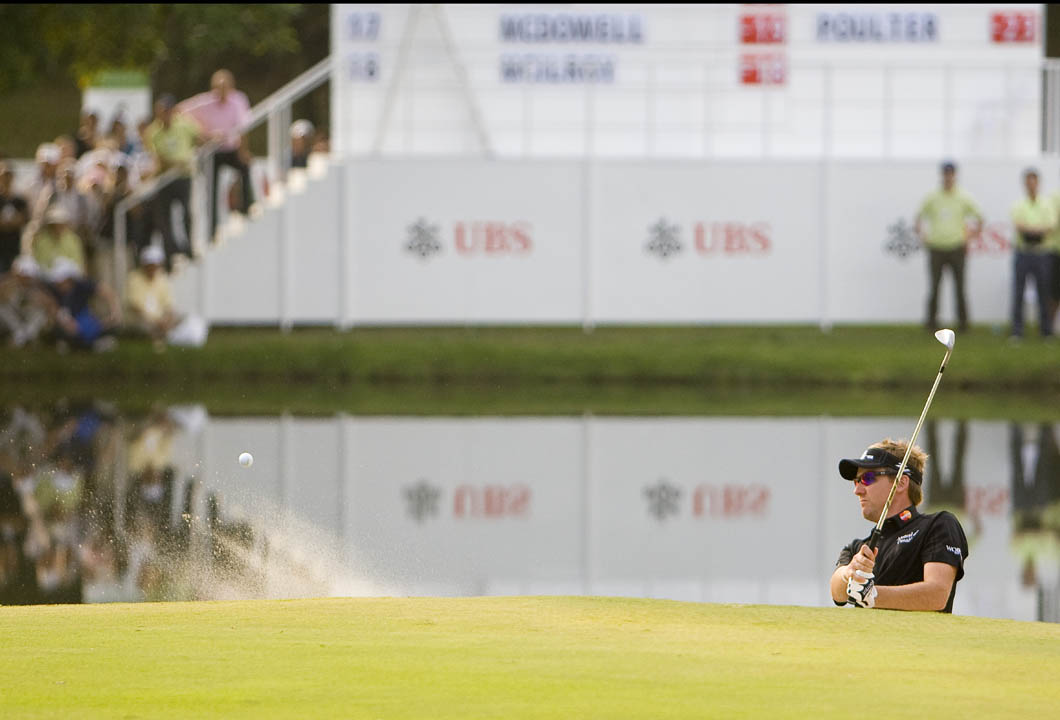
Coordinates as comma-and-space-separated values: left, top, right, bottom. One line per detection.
0, 4, 327, 100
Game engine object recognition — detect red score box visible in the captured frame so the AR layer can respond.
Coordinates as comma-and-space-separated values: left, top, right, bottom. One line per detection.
990, 11, 1037, 43
740, 13, 786, 44
740, 54, 786, 86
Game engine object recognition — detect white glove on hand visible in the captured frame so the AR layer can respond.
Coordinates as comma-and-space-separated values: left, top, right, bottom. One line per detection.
846, 570, 877, 609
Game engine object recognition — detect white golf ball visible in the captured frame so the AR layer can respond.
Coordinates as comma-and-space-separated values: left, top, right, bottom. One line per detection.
238, 452, 254, 468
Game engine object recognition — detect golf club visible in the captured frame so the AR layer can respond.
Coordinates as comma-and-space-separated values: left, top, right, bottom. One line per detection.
867, 328, 956, 551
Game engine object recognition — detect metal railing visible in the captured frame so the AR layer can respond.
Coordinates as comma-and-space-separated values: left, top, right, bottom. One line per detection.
245, 55, 333, 186
112, 55, 334, 303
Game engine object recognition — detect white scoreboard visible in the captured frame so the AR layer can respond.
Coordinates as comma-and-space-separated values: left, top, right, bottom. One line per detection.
329, 4, 1044, 158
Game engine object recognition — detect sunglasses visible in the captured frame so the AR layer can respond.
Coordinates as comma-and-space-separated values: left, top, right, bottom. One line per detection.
854, 470, 899, 487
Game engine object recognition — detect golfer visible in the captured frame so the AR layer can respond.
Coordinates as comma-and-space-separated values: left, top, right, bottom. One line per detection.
829, 439, 968, 612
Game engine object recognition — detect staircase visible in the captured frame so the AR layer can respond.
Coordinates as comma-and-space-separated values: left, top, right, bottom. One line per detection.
171, 154, 344, 329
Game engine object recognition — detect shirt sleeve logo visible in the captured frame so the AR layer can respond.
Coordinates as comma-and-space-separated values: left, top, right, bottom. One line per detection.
946, 545, 963, 557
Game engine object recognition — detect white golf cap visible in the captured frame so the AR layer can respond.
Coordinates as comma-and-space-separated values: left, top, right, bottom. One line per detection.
109, 152, 131, 170
44, 206, 71, 225
290, 119, 315, 138
12, 256, 40, 278
48, 256, 83, 283
36, 143, 61, 165
140, 245, 165, 266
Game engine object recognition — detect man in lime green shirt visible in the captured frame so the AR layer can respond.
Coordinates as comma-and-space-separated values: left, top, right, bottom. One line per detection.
145, 93, 203, 269
31, 206, 85, 274
1010, 168, 1057, 339
1047, 180, 1060, 334
915, 161, 981, 332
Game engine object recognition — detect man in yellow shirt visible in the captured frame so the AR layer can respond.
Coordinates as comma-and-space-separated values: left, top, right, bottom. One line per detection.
1010, 168, 1057, 340
1047, 180, 1060, 335
126, 245, 180, 350
914, 161, 982, 333
145, 94, 203, 269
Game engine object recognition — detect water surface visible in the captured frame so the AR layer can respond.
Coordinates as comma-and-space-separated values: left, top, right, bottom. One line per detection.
1, 403, 1056, 622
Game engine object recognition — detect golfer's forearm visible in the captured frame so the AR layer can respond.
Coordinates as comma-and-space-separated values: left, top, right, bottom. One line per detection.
829, 567, 851, 604
874, 582, 949, 611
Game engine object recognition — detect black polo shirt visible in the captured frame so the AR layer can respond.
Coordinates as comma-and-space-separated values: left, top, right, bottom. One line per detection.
834, 506, 968, 613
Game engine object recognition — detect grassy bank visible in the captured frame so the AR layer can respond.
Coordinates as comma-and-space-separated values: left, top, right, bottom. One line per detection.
0, 597, 1057, 718
3, 325, 1059, 417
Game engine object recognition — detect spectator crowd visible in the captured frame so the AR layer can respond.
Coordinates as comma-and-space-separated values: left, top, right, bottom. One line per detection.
0, 69, 328, 353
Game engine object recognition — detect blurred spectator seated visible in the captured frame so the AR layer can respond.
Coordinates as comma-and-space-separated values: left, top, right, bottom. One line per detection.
53, 159, 102, 257
25, 143, 60, 234
76, 148, 115, 193
54, 135, 77, 165
308, 128, 330, 179
0, 162, 30, 274
46, 257, 121, 352
287, 121, 330, 192
74, 109, 100, 158
105, 112, 136, 156
126, 245, 180, 350
290, 120, 313, 169
0, 256, 55, 348
97, 158, 142, 291
31, 206, 85, 274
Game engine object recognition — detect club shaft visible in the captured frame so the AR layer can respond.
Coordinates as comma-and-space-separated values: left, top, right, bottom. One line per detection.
868, 349, 952, 550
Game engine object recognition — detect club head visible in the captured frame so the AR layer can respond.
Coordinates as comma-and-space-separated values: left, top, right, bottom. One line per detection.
934, 328, 956, 351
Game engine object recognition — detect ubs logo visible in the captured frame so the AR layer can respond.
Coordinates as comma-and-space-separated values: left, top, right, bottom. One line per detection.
884, 218, 920, 259
406, 218, 443, 259
402, 479, 531, 521
405, 217, 533, 260
884, 218, 1013, 259
645, 216, 772, 260
643, 479, 770, 521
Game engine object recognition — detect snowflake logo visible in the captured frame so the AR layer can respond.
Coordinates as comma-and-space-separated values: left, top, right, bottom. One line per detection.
403, 479, 441, 524
643, 478, 682, 522
406, 217, 443, 259
645, 218, 682, 259
884, 218, 921, 260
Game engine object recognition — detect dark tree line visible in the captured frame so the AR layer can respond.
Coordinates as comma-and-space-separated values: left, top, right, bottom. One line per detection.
0, 4, 330, 154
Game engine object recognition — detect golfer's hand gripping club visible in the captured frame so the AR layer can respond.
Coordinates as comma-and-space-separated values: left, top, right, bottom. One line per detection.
867, 329, 955, 552
847, 570, 877, 608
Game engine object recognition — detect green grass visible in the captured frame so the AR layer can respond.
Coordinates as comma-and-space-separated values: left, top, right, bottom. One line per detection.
3, 325, 1060, 417
0, 597, 1057, 718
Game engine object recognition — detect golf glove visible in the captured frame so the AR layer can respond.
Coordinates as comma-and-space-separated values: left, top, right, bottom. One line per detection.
846, 570, 877, 609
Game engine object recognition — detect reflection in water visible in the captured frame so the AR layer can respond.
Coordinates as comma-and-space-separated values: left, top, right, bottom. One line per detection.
1008, 422, 1060, 616
1, 405, 1059, 623
0, 404, 270, 605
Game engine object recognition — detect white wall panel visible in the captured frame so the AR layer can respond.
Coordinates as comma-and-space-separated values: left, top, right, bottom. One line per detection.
180, 155, 1060, 326
592, 161, 822, 322
348, 158, 584, 322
